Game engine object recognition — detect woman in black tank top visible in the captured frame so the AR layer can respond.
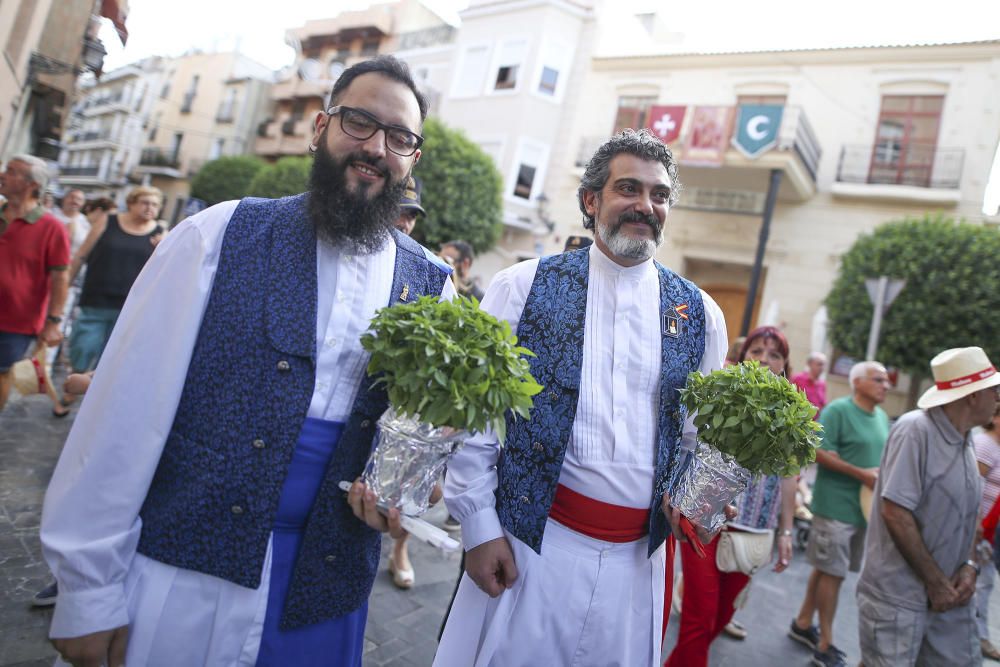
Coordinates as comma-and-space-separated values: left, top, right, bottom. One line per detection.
68, 186, 165, 371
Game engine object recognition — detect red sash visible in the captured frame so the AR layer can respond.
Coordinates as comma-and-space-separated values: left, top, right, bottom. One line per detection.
548, 484, 650, 542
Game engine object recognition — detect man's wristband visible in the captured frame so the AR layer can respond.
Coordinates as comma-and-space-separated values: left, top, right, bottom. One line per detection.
46, 315, 63, 324
779, 529, 793, 538
964, 559, 981, 575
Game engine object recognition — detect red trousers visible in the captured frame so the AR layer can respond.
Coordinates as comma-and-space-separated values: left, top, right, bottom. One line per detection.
663, 534, 749, 667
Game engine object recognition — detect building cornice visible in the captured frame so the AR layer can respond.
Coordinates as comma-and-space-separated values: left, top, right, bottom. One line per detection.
460, 0, 593, 21
593, 40, 1000, 71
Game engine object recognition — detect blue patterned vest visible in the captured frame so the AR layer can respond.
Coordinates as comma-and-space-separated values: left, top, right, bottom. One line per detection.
137, 193, 449, 629
496, 248, 706, 557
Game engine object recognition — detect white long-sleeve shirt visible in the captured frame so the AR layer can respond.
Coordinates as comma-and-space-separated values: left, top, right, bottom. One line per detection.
445, 244, 728, 551
40, 200, 454, 658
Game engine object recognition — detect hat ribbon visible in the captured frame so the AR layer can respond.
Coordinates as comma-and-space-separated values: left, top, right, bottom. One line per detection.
936, 366, 996, 390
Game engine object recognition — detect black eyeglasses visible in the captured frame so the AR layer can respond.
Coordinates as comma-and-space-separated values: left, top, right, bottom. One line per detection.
327, 105, 423, 157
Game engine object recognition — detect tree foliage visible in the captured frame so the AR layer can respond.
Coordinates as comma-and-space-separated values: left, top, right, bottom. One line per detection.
189, 155, 265, 205
247, 156, 312, 200
412, 118, 503, 253
362, 295, 542, 442
826, 213, 1000, 378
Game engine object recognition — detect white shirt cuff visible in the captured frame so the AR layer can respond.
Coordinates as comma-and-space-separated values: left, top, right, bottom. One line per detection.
50, 583, 129, 639
460, 507, 505, 551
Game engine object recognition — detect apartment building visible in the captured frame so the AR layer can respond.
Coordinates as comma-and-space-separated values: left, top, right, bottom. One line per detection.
59, 59, 160, 199
135, 51, 273, 223
257, 0, 452, 160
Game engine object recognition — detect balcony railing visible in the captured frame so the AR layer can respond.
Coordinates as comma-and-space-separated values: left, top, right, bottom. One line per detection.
281, 118, 300, 136
60, 166, 100, 177
216, 105, 235, 123
835, 144, 964, 189
576, 105, 821, 181
140, 147, 180, 169
180, 92, 196, 113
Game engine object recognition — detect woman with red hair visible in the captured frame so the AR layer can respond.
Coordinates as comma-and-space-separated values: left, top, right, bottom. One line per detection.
665, 326, 798, 666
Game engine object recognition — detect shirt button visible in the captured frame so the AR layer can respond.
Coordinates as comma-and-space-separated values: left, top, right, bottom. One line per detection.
324, 337, 337, 348
230, 505, 244, 515
277, 360, 290, 372
360, 419, 371, 429
325, 554, 336, 563
252, 439, 266, 449
336, 291, 346, 303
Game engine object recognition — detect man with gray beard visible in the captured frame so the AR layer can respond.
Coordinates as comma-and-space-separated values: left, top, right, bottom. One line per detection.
435, 129, 728, 665
41, 55, 453, 667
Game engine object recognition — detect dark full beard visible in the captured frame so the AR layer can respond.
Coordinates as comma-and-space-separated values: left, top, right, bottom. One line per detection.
307, 142, 409, 254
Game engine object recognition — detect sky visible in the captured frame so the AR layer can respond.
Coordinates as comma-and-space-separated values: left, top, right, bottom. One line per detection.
98, 0, 1000, 214
101, 0, 1000, 71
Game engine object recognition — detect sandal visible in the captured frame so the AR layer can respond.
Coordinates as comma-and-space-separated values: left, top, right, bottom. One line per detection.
389, 555, 414, 590
52, 407, 70, 418
982, 639, 1000, 661
723, 620, 748, 640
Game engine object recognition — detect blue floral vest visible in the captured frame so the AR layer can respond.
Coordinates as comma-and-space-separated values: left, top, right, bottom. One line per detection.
496, 248, 706, 557
136, 193, 449, 629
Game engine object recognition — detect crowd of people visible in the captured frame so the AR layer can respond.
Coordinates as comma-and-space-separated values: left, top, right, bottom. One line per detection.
1, 54, 998, 667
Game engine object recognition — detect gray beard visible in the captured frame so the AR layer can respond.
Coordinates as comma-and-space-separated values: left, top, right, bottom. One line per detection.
597, 222, 660, 261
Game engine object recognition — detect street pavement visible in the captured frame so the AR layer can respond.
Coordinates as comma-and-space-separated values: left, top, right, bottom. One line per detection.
3, 385, 1000, 666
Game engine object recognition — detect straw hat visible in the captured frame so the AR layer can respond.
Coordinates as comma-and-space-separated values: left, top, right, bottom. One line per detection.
917, 346, 1000, 409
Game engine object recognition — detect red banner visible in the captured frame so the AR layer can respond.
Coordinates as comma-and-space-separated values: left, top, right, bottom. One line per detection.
682, 106, 734, 167
646, 105, 686, 145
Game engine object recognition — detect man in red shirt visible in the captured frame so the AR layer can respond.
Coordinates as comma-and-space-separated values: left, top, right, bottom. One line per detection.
792, 351, 828, 416
0, 155, 70, 412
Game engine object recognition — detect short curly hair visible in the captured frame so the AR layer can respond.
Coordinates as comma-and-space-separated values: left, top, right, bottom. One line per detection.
576, 129, 681, 231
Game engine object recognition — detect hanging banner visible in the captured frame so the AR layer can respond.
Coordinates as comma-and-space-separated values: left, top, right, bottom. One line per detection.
646, 105, 687, 145
732, 105, 784, 159
682, 106, 734, 167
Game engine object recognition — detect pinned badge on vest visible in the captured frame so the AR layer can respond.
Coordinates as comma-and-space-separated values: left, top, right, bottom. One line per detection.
399, 284, 410, 302
663, 303, 688, 338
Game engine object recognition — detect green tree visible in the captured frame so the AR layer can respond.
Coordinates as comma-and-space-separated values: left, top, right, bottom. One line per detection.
189, 155, 265, 205
413, 117, 503, 253
826, 213, 1000, 400
247, 156, 312, 199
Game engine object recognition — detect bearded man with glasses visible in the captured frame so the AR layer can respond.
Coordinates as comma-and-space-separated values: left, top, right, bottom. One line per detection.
41, 55, 454, 667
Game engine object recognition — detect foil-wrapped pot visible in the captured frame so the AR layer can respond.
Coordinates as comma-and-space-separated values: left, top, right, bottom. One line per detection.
673, 441, 752, 533
362, 406, 467, 516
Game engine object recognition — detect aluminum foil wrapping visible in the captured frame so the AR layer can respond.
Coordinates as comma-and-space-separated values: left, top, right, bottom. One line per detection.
362, 406, 467, 516
673, 441, 752, 533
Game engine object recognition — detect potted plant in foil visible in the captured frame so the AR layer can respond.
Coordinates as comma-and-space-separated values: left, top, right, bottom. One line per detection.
360, 295, 543, 516
674, 360, 821, 553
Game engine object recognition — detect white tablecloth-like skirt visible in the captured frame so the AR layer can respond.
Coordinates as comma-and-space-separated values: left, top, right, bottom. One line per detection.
434, 519, 666, 667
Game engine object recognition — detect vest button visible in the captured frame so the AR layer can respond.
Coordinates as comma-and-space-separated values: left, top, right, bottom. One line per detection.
533, 441, 543, 452
277, 360, 291, 372
360, 419, 371, 429
230, 505, 244, 515
325, 554, 336, 563
520, 495, 529, 504
252, 439, 266, 449
548, 391, 557, 399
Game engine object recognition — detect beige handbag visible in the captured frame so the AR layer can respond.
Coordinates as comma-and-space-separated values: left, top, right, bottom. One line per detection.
716, 529, 774, 575
11, 345, 50, 396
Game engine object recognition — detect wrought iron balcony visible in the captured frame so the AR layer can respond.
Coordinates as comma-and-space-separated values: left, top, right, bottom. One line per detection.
140, 147, 180, 168
835, 144, 964, 189
60, 166, 100, 177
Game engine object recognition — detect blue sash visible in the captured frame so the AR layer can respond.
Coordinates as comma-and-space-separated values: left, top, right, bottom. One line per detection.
256, 417, 366, 666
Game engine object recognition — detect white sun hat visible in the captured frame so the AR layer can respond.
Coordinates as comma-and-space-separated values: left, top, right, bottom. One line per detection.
917, 346, 1000, 409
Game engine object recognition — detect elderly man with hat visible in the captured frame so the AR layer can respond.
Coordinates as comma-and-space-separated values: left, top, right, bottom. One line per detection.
857, 346, 1000, 667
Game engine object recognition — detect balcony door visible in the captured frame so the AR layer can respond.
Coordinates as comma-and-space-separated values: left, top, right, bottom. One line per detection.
869, 95, 943, 187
